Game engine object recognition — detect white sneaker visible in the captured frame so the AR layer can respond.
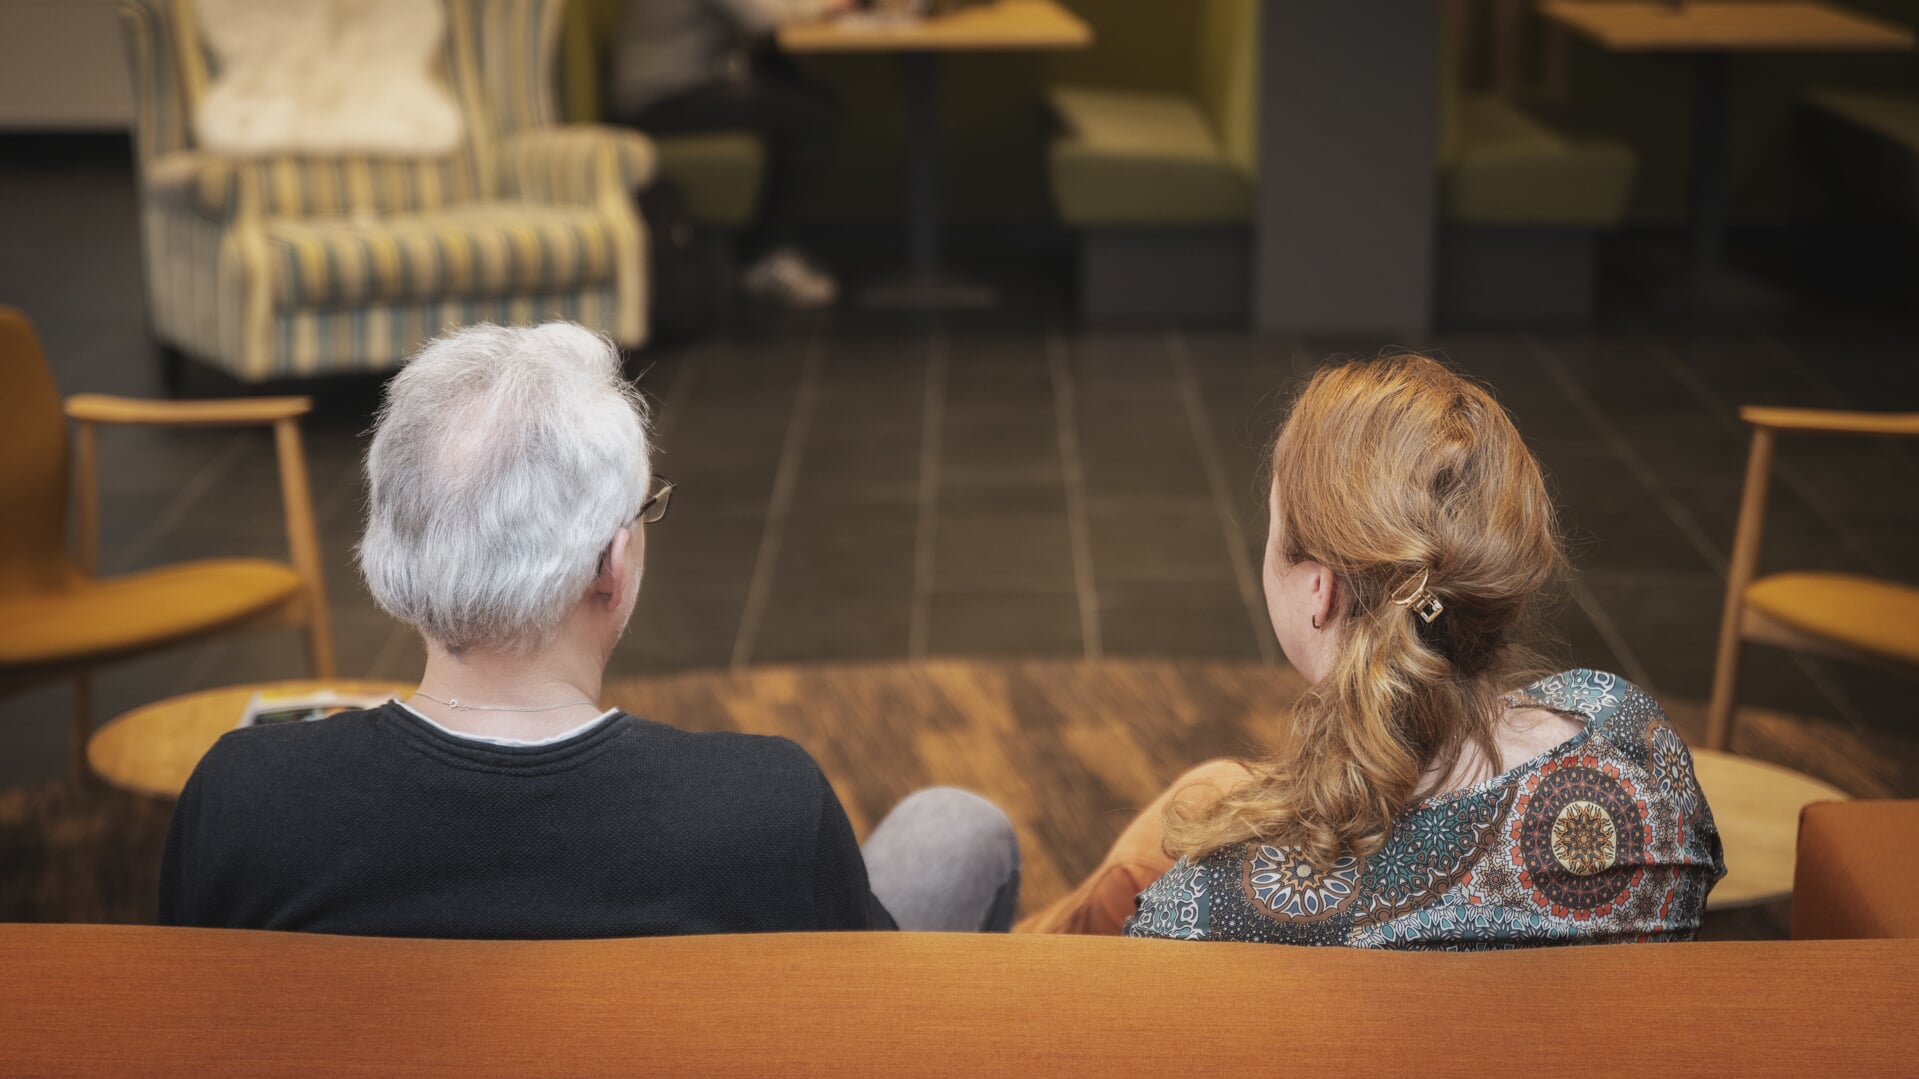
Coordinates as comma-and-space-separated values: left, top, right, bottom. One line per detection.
742, 248, 840, 309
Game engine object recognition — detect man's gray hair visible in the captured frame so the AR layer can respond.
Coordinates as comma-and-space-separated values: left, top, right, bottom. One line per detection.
358, 322, 650, 653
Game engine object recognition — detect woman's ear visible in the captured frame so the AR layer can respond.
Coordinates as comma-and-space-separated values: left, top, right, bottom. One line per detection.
1304, 560, 1340, 629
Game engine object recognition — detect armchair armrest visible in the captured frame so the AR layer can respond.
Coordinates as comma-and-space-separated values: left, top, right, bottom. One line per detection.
1740, 406, 1919, 438
66, 394, 312, 427
144, 152, 251, 222
496, 125, 658, 206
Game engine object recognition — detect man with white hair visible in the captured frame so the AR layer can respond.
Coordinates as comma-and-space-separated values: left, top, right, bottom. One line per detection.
158, 322, 1017, 937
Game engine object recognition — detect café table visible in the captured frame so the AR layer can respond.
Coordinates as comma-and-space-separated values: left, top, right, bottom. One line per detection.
778, 1, 1092, 309
1538, 1, 1914, 310
88, 679, 412, 798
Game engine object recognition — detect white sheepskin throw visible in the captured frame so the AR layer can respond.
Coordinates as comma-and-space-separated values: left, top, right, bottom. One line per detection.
192, 0, 465, 157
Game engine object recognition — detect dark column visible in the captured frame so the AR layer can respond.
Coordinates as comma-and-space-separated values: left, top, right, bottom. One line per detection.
1253, 0, 1441, 334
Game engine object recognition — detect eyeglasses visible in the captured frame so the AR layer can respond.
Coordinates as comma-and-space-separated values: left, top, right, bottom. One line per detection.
635, 475, 675, 525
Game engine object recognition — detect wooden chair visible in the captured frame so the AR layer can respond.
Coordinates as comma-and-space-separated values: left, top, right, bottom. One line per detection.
0, 308, 334, 779
1693, 405, 1918, 909
1707, 405, 1919, 751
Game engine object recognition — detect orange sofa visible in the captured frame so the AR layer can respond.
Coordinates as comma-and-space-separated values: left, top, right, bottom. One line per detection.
0, 801, 1912, 1077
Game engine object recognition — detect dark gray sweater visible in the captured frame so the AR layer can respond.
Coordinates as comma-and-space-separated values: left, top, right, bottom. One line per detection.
158, 703, 895, 937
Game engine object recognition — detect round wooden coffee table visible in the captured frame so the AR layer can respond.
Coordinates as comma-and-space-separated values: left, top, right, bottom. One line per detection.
1689, 748, 1849, 909
87, 680, 412, 799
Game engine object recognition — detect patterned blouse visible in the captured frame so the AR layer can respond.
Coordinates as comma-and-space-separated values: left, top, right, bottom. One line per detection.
1125, 670, 1726, 949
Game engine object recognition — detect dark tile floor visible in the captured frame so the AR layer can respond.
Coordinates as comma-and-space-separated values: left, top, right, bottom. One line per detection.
3, 136, 1917, 800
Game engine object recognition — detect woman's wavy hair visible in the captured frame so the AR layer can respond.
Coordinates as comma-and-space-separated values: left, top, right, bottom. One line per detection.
1164, 353, 1567, 867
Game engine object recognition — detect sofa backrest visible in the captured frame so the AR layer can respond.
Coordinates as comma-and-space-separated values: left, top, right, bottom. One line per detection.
1192, 0, 1259, 177
3, 925, 1915, 1076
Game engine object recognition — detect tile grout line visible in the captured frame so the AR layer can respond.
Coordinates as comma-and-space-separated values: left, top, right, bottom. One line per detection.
908, 331, 947, 659
1637, 329, 1889, 578
1519, 333, 1698, 700
108, 433, 252, 573
165, 639, 224, 697
1166, 329, 1278, 665
1747, 331, 1919, 480
1564, 575, 1656, 693
366, 621, 414, 683
1045, 328, 1102, 661
730, 340, 823, 671
646, 340, 708, 455
1524, 334, 1729, 576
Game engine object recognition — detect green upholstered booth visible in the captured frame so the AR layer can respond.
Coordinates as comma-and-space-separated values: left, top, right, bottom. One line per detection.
1796, 88, 1919, 297
562, 0, 765, 230
1800, 87, 1919, 225
1429, 3, 1636, 327
1045, 0, 1258, 323
1047, 0, 1636, 326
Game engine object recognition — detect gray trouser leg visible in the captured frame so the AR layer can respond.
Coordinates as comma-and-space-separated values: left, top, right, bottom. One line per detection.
861, 787, 1021, 932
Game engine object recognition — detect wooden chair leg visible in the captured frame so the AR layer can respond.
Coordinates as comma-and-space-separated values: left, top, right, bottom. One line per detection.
1707, 428, 1777, 751
306, 621, 337, 680
1705, 635, 1743, 754
71, 672, 94, 784
273, 416, 336, 679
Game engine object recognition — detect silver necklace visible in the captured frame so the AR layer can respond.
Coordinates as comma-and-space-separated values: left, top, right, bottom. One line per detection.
412, 691, 596, 713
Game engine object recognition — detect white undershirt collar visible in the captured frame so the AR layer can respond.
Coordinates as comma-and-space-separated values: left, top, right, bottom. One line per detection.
395, 700, 618, 748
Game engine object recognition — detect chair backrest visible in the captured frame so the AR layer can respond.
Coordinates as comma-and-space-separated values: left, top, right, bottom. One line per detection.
117, 0, 565, 213
1192, 0, 1259, 177
0, 310, 78, 599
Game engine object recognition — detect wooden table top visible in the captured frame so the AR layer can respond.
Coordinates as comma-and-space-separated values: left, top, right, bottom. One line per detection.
1690, 748, 1850, 907
777, 0, 1092, 53
1538, 2, 1915, 52
87, 680, 413, 799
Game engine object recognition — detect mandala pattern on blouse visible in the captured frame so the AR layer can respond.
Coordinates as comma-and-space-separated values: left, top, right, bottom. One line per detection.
1124, 857, 1211, 940
1352, 786, 1514, 926
1524, 670, 1622, 723
1647, 724, 1700, 823
1509, 755, 1651, 919
1351, 897, 1578, 951
1240, 844, 1362, 922
1120, 671, 1723, 948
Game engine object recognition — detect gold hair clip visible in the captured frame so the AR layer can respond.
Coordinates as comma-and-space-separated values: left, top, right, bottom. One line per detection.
1390, 569, 1445, 624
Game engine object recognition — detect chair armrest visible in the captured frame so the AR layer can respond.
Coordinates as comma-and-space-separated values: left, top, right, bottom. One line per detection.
1741, 406, 1919, 438
144, 152, 251, 222
65, 394, 311, 427
496, 125, 658, 205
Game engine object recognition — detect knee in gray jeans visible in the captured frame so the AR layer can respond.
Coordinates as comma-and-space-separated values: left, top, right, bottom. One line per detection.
861, 787, 1020, 933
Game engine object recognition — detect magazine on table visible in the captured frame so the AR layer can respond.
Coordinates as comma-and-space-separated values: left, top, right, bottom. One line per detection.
239, 688, 392, 728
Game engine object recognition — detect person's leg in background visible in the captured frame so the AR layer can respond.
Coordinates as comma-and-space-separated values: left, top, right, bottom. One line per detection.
1015, 758, 1250, 935
627, 55, 841, 307
862, 787, 1020, 932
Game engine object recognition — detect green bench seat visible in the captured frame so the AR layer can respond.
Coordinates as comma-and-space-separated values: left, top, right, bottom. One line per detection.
1803, 87, 1919, 222
1046, 87, 1253, 226
651, 133, 766, 229
1045, 0, 1259, 322
1442, 96, 1637, 228
1807, 88, 1919, 155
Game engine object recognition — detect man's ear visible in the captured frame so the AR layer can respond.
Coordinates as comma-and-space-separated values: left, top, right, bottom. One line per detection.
597, 526, 633, 605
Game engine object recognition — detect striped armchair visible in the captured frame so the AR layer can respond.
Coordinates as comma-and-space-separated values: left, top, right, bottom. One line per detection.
119, 0, 654, 383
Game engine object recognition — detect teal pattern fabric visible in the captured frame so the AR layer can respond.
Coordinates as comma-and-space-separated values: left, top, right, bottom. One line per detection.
1125, 670, 1726, 949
